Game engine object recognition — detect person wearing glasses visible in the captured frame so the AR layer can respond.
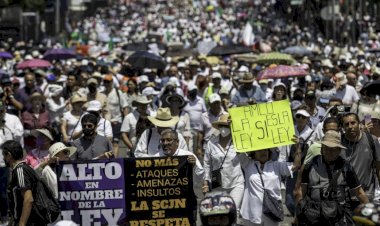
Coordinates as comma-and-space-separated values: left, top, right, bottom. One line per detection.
35, 142, 77, 199
71, 113, 113, 160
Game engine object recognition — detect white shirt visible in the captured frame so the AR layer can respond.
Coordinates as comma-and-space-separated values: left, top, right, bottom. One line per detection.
183, 96, 207, 131
134, 128, 189, 157
172, 111, 192, 138
120, 110, 140, 147
237, 154, 292, 224
204, 139, 245, 189
46, 97, 66, 124
334, 85, 360, 106
0, 113, 24, 166
62, 111, 81, 140
103, 88, 129, 123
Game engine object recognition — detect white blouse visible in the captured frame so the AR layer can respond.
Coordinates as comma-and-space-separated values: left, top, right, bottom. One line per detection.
236, 154, 292, 224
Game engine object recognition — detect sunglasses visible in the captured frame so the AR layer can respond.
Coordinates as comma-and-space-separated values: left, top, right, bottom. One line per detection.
295, 114, 307, 119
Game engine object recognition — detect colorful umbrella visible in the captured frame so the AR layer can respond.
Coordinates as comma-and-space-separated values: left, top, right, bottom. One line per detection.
255, 52, 296, 65
0, 51, 13, 59
127, 51, 166, 69
43, 48, 77, 61
16, 59, 52, 69
258, 65, 308, 80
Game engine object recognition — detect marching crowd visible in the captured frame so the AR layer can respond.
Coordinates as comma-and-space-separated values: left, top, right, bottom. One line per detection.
1, 0, 380, 225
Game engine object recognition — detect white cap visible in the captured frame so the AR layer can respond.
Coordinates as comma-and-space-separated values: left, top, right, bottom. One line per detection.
335, 72, 348, 85
212, 72, 222, 79
177, 62, 186, 68
54, 220, 79, 226
138, 75, 149, 84
169, 77, 180, 87
187, 83, 197, 91
209, 93, 221, 103
142, 87, 159, 96
296, 109, 310, 118
87, 100, 102, 112
238, 65, 249, 72
143, 68, 152, 73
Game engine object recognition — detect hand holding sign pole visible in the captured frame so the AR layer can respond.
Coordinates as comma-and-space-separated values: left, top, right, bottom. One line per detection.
228, 100, 296, 152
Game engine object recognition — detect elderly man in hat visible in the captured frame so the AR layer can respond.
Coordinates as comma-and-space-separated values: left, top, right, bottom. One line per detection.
231, 72, 266, 106
295, 130, 369, 225
121, 95, 154, 157
134, 107, 189, 157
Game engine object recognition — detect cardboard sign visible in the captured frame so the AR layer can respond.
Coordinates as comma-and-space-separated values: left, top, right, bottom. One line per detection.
228, 100, 295, 152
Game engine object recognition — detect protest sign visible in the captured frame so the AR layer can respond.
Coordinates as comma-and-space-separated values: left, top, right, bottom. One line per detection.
57, 159, 126, 226
228, 100, 295, 152
124, 156, 195, 226
57, 157, 195, 226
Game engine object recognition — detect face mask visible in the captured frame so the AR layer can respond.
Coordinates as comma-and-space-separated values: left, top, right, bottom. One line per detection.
83, 128, 95, 136
220, 127, 231, 137
88, 85, 97, 93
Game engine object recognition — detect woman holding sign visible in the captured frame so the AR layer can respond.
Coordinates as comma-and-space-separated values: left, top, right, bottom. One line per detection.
237, 137, 302, 226
202, 114, 245, 224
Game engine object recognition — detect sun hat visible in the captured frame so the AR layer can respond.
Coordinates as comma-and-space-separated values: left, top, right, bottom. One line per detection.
295, 109, 310, 118
87, 78, 98, 86
239, 72, 254, 83
165, 94, 186, 108
48, 142, 76, 157
71, 94, 87, 103
147, 107, 179, 127
209, 93, 221, 104
142, 87, 159, 96
211, 72, 222, 79
132, 95, 152, 106
92, 72, 102, 78
31, 129, 53, 141
212, 114, 230, 127
335, 72, 348, 86
138, 75, 149, 84
320, 130, 347, 149
86, 100, 102, 112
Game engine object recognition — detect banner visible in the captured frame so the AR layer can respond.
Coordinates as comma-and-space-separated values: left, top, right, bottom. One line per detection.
228, 100, 295, 152
125, 156, 195, 226
57, 157, 195, 226
57, 158, 126, 226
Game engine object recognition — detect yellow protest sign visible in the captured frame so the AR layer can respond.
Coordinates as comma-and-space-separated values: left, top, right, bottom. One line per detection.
228, 100, 295, 152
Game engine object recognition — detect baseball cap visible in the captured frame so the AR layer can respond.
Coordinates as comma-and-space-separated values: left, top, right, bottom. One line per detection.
209, 93, 221, 104
212, 72, 222, 79
86, 100, 102, 112
295, 109, 310, 118
142, 87, 159, 96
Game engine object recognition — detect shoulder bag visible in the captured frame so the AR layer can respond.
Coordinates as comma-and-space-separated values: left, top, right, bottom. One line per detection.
255, 164, 284, 222
211, 141, 231, 189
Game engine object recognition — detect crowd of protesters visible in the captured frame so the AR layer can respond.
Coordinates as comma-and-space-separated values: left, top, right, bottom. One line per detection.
2, 0, 380, 225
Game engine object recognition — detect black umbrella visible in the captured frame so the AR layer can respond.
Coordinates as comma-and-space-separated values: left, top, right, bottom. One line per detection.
360, 80, 380, 96
208, 44, 253, 56
127, 51, 166, 69
122, 42, 166, 52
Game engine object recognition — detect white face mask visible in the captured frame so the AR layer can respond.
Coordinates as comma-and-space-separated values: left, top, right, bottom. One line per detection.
220, 127, 231, 137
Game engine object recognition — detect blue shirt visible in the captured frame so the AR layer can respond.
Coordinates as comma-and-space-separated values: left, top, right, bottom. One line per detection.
231, 86, 267, 105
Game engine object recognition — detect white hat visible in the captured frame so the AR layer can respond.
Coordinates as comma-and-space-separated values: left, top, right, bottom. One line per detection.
335, 72, 348, 86
86, 100, 102, 112
295, 109, 310, 118
142, 87, 159, 96
48, 142, 76, 158
187, 83, 197, 91
138, 75, 149, 84
321, 59, 334, 68
54, 220, 79, 226
48, 84, 63, 97
209, 93, 221, 103
143, 68, 152, 73
147, 108, 179, 127
132, 95, 152, 106
238, 65, 249, 72
177, 62, 186, 68
31, 129, 54, 141
92, 72, 102, 78
212, 72, 222, 79
273, 82, 286, 90
169, 77, 180, 87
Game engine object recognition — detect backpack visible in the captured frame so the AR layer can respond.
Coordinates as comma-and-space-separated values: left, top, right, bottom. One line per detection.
31, 179, 61, 224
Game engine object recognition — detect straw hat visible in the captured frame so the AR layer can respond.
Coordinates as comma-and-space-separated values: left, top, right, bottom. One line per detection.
31, 129, 53, 141
212, 114, 230, 127
239, 72, 254, 83
71, 94, 87, 104
132, 95, 152, 106
147, 108, 179, 127
48, 142, 76, 157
